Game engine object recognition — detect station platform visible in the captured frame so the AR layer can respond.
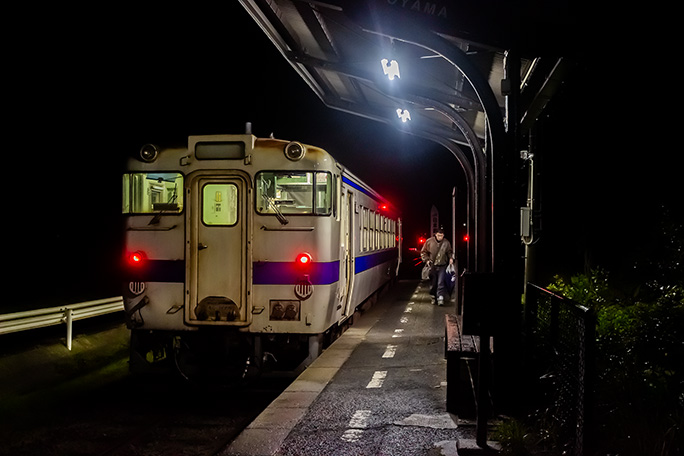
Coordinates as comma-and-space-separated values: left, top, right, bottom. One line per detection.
221, 279, 501, 456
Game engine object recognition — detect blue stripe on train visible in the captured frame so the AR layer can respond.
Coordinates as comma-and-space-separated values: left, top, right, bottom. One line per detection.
124, 249, 398, 285
252, 249, 397, 285
123, 260, 185, 283
253, 248, 398, 285
252, 261, 339, 285
354, 249, 398, 274
342, 175, 376, 200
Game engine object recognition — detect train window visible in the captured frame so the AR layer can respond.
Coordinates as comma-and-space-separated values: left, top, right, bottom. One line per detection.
256, 171, 332, 216
378, 215, 383, 249
202, 183, 238, 226
122, 172, 183, 214
375, 212, 380, 250
391, 220, 396, 247
362, 207, 369, 252
335, 175, 341, 221
382, 217, 387, 249
386, 218, 390, 248
386, 218, 391, 248
370, 210, 375, 250
314, 172, 333, 215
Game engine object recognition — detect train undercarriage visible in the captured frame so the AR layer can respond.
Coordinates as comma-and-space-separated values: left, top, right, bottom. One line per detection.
127, 290, 382, 383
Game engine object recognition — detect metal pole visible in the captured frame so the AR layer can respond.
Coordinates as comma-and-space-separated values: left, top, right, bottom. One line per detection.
452, 187, 460, 310
65, 308, 73, 351
452, 187, 456, 256
476, 331, 491, 446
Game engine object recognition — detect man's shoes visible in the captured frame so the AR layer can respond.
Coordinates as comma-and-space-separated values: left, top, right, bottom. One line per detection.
437, 296, 444, 306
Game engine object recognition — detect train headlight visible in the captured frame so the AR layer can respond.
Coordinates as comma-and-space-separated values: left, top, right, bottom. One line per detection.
284, 142, 306, 161
139, 144, 159, 163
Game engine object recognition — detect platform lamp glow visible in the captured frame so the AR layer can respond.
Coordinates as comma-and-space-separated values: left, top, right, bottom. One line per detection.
380, 58, 401, 80
396, 108, 411, 123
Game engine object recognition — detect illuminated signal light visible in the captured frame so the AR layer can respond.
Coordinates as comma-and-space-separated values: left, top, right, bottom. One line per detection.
128, 251, 146, 266
295, 252, 312, 267
418, 237, 426, 244
379, 204, 388, 211
463, 235, 469, 243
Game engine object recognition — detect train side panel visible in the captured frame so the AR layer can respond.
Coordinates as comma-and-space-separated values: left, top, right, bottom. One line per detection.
342, 173, 399, 313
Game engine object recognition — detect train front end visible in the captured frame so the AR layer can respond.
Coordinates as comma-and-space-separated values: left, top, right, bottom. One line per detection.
121, 134, 342, 377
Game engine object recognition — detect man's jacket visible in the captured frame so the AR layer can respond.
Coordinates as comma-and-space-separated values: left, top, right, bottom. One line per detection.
420, 236, 453, 266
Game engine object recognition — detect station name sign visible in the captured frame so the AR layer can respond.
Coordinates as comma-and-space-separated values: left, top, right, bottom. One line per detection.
385, 0, 448, 19
343, 0, 573, 53
343, 0, 512, 49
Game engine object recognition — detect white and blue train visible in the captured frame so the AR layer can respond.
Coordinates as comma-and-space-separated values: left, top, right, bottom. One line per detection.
122, 129, 401, 378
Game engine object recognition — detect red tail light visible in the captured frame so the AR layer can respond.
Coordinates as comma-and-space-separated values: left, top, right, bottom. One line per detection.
295, 252, 312, 267
127, 251, 146, 266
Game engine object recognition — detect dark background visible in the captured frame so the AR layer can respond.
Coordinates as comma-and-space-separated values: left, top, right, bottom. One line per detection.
6, 4, 677, 311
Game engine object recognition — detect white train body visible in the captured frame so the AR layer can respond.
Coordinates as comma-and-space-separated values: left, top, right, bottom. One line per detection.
122, 133, 401, 375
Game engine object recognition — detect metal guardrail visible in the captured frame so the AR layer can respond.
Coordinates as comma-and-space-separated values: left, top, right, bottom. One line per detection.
0, 297, 124, 350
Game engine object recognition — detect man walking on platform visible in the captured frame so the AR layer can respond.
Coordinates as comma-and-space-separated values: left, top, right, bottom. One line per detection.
420, 228, 454, 305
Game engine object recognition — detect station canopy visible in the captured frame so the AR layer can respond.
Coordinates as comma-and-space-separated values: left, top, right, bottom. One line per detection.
239, 0, 579, 150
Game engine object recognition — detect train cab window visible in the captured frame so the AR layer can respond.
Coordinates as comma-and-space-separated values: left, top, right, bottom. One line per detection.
202, 183, 238, 226
256, 171, 332, 216
122, 172, 183, 214
314, 172, 333, 214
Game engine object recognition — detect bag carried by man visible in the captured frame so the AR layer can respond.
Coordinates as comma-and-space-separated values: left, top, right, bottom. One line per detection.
421, 262, 431, 281
445, 263, 456, 294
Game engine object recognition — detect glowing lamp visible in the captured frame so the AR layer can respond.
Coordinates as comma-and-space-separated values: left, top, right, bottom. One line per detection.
380, 58, 400, 80
396, 108, 411, 123
295, 252, 312, 267
128, 251, 146, 266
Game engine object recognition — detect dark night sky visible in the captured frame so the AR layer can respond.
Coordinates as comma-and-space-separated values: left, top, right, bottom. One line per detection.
6, 4, 678, 311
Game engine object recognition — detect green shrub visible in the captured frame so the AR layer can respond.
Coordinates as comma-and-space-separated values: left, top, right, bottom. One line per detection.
547, 270, 683, 455
493, 415, 559, 456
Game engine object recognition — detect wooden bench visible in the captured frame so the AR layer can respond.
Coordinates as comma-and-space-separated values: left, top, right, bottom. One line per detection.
445, 314, 480, 418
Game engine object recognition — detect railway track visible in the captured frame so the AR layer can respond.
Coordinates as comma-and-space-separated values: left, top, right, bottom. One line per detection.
0, 319, 293, 456
2, 370, 293, 456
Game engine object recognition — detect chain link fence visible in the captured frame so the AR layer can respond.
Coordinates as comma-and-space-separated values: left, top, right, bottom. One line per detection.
524, 283, 596, 456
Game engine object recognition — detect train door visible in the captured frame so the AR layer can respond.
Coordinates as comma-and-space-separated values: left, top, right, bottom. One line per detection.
340, 190, 355, 319
186, 172, 250, 326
